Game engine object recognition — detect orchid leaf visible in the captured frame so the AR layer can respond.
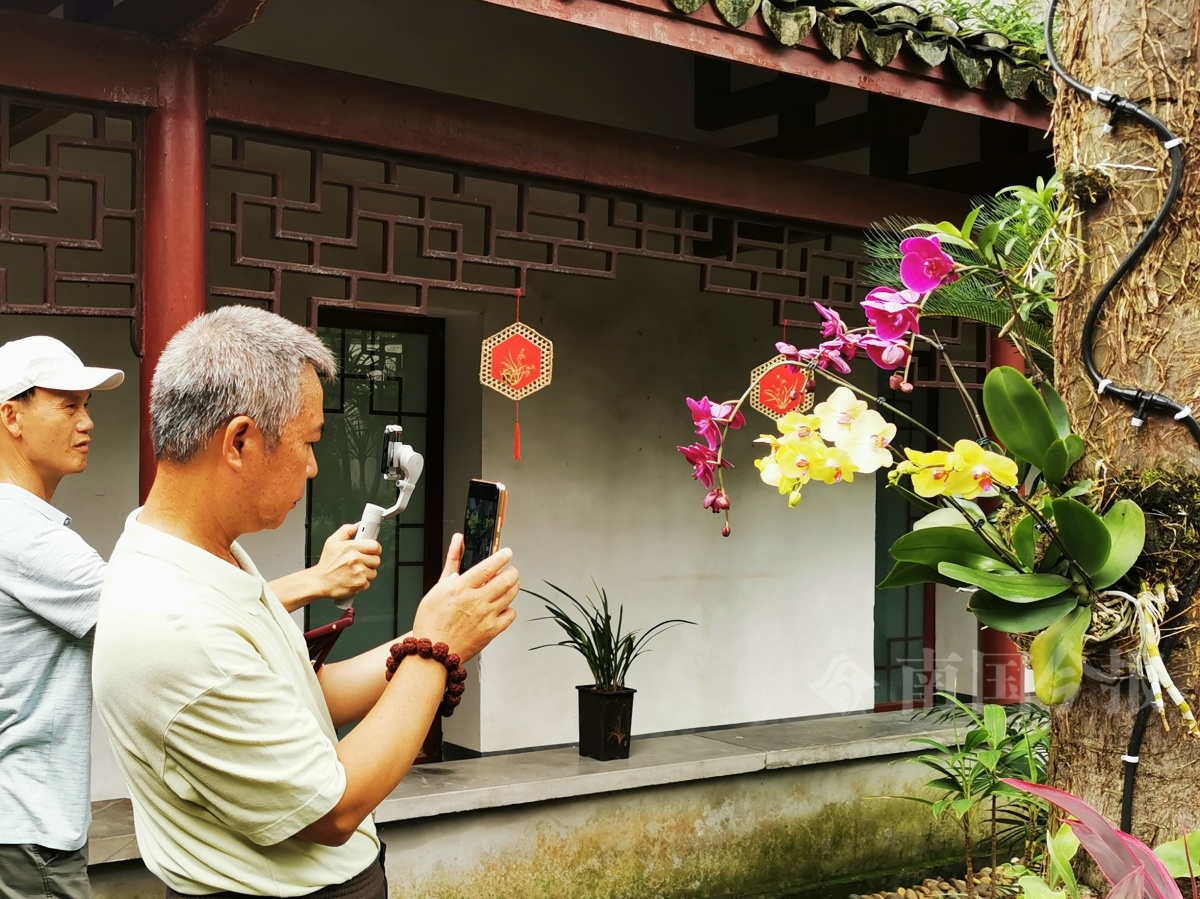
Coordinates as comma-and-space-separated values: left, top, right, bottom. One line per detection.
983, 365, 1058, 470
1042, 435, 1085, 485
939, 562, 1070, 601
890, 526, 1008, 570
877, 560, 941, 589
1050, 498, 1111, 577
1012, 513, 1038, 570
1060, 479, 1093, 499
912, 506, 973, 529
1038, 380, 1073, 439
1092, 499, 1146, 589
968, 590, 1076, 633
1001, 779, 1148, 891
1153, 828, 1200, 880
1030, 605, 1089, 704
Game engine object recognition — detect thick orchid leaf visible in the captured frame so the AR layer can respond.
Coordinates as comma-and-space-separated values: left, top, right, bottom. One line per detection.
1001, 779, 1147, 890
968, 590, 1076, 633
1092, 499, 1146, 589
913, 506, 972, 529
1038, 380, 1073, 439
1051, 498, 1111, 577
877, 560, 940, 589
1105, 869, 1146, 899
1017, 876, 1068, 899
1012, 513, 1038, 570
890, 526, 1007, 570
940, 562, 1070, 601
1153, 828, 1200, 879
1042, 435, 1085, 485
1030, 605, 1089, 704
983, 366, 1058, 471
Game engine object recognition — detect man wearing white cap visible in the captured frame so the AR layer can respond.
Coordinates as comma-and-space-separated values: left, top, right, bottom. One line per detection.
0, 336, 125, 899
0, 336, 383, 899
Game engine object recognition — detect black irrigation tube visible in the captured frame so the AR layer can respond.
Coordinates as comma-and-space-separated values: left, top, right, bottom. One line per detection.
1045, 0, 1199, 833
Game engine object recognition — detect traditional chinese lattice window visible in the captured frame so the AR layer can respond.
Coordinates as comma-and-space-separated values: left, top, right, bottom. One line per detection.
206, 128, 989, 382
0, 92, 142, 349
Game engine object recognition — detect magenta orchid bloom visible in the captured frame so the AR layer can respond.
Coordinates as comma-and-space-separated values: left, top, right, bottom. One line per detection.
687, 396, 745, 450
899, 235, 959, 293
861, 335, 910, 370
702, 487, 731, 513
677, 442, 732, 489
813, 302, 846, 339
861, 286, 921, 341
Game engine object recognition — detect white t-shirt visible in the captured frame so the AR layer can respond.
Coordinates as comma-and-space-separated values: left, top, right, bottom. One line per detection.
93, 511, 378, 895
0, 483, 104, 851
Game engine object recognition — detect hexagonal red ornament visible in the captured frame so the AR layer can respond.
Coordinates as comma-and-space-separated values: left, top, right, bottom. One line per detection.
480, 322, 553, 400
750, 355, 812, 419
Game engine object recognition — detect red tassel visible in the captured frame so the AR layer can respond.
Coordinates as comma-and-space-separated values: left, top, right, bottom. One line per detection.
513, 402, 521, 461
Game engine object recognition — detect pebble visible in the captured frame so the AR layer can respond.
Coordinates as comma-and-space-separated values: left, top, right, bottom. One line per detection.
851, 865, 1015, 899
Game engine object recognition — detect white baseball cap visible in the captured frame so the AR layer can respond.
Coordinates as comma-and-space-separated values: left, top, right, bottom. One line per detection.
0, 335, 125, 401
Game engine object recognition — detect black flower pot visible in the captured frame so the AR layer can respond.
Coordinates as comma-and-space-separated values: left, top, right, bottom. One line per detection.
576, 685, 636, 760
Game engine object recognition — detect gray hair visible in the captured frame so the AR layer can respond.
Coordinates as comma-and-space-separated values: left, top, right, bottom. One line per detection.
151, 305, 337, 463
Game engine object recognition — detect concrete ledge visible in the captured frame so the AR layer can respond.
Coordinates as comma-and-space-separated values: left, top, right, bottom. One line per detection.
88, 709, 955, 866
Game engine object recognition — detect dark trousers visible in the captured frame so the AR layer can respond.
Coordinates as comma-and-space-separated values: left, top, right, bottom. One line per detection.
163, 848, 387, 899
0, 843, 90, 899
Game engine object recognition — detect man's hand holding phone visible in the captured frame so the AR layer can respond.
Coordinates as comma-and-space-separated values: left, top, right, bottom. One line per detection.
413, 533, 519, 663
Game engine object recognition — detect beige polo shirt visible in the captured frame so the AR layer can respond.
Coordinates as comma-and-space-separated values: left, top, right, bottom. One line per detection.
93, 511, 379, 896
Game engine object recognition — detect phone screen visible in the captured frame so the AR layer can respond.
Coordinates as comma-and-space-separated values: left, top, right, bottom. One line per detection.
460, 479, 506, 573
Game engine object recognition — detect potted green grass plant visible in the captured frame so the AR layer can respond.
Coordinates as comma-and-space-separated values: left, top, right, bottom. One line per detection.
526, 581, 695, 761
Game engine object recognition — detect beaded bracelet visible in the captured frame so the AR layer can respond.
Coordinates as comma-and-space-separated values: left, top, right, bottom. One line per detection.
384, 637, 468, 717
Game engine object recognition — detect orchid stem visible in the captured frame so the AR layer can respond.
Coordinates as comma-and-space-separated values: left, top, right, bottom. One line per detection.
926, 328, 987, 442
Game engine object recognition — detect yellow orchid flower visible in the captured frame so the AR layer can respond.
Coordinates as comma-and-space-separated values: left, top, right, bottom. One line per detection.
813, 387, 867, 444
841, 409, 897, 474
942, 439, 1019, 499
903, 447, 959, 497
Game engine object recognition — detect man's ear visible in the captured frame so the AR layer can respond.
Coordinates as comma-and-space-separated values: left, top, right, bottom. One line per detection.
0, 400, 21, 437
219, 415, 260, 470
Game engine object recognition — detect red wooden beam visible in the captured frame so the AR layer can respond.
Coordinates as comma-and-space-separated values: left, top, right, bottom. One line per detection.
140, 48, 209, 500
208, 48, 973, 231
470, 0, 1052, 131
0, 9, 158, 106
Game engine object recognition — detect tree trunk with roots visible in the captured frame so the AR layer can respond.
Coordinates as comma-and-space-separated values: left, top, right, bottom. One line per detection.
1050, 0, 1200, 883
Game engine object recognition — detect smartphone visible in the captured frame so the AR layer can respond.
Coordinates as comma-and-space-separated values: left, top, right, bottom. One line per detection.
459, 479, 507, 573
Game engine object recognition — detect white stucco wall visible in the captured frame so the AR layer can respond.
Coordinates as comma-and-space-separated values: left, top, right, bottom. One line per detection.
426, 256, 879, 753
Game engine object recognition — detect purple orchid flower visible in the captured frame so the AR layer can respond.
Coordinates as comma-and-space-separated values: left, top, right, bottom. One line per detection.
677, 442, 732, 490
861, 334, 911, 370
702, 487, 731, 513
687, 396, 746, 450
813, 302, 846, 339
861, 286, 922, 341
899, 235, 959, 293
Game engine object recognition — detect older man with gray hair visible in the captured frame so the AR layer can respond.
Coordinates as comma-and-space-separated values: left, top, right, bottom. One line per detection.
94, 306, 519, 899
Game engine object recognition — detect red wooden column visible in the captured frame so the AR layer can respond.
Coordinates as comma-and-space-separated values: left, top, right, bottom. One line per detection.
140, 48, 209, 500
978, 333, 1028, 703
